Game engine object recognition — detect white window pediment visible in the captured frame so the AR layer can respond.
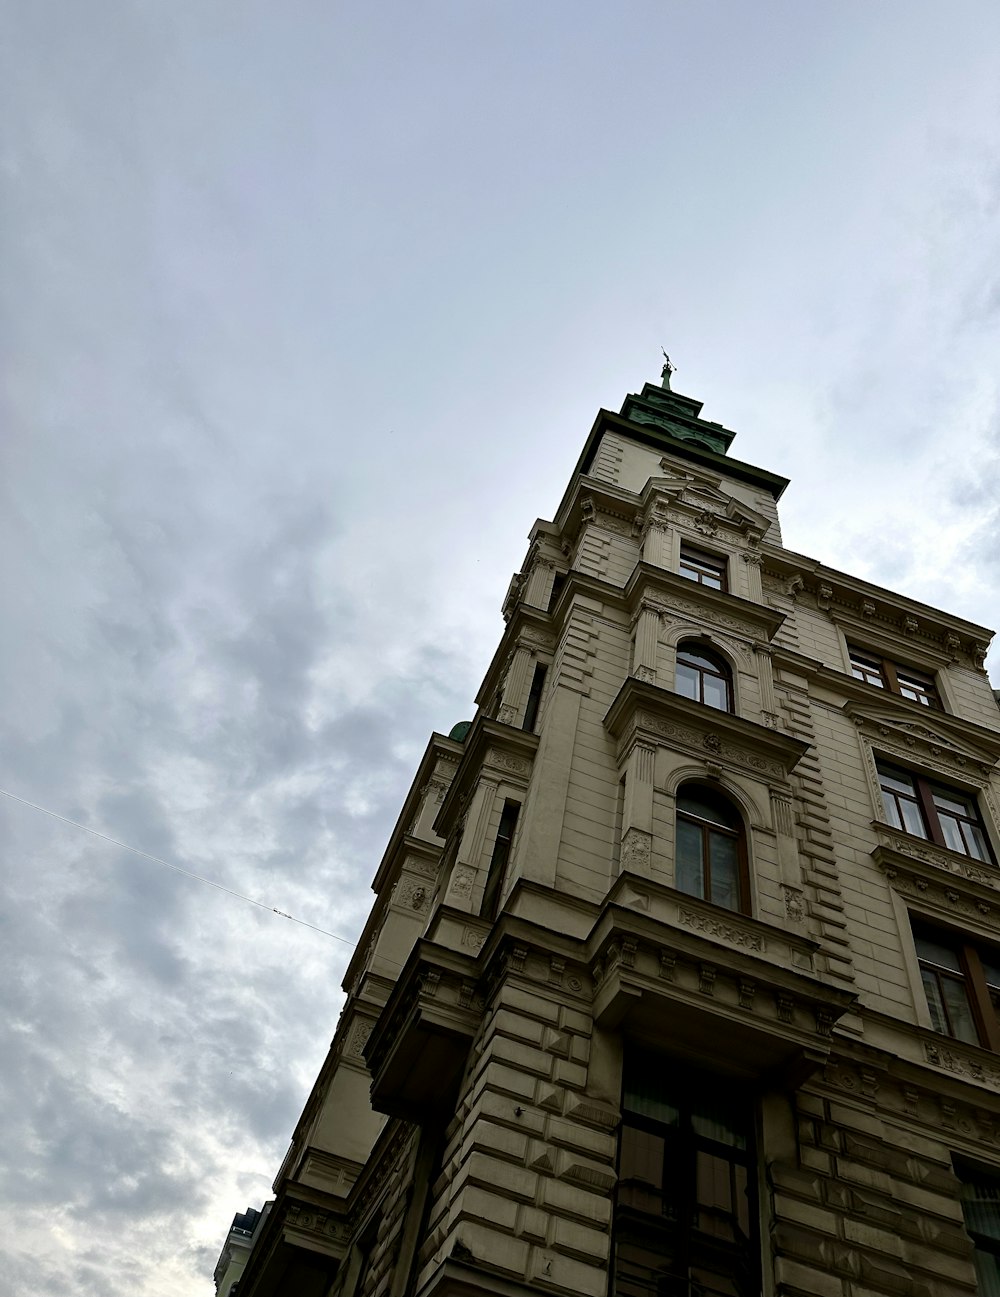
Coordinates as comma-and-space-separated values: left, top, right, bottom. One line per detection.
845, 700, 1000, 782
651, 468, 770, 538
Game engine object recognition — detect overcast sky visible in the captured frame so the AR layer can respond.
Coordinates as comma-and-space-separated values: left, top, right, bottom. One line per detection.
3, 3, 1000, 1294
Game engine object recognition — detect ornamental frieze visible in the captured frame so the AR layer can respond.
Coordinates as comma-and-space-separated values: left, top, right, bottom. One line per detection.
635, 710, 787, 780
679, 907, 765, 952
484, 747, 532, 778
922, 1040, 1000, 1091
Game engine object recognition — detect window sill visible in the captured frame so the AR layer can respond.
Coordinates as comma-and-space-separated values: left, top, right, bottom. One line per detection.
872, 825, 1000, 898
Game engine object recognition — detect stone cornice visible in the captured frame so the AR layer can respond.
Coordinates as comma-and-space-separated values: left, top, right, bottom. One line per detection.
474, 605, 558, 709
369, 734, 463, 899
760, 546, 994, 664
237, 1181, 349, 1297
551, 407, 788, 532
556, 475, 643, 543
624, 561, 785, 643
806, 657, 994, 725
604, 676, 809, 781
874, 836, 1000, 927
364, 938, 482, 1120
637, 473, 773, 545
815, 1043, 1000, 1149
587, 899, 854, 1083
434, 717, 539, 840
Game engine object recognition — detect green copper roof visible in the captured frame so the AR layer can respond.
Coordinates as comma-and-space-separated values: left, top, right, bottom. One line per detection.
619, 383, 736, 456
448, 720, 472, 742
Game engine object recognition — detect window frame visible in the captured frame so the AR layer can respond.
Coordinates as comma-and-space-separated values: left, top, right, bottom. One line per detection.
613, 1053, 759, 1297
675, 641, 734, 714
480, 799, 521, 921
848, 645, 939, 708
679, 544, 728, 592
913, 923, 1000, 1052
675, 785, 751, 915
956, 1162, 1000, 1292
522, 662, 548, 732
876, 760, 995, 864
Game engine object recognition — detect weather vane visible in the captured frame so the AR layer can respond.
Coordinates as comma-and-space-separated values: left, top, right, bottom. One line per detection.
660, 348, 676, 390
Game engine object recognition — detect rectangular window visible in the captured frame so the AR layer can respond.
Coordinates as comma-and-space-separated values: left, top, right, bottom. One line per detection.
958, 1165, 1000, 1295
876, 761, 993, 863
679, 545, 727, 592
614, 1052, 758, 1297
480, 800, 520, 921
548, 572, 566, 612
522, 663, 547, 732
849, 646, 939, 708
914, 925, 1000, 1051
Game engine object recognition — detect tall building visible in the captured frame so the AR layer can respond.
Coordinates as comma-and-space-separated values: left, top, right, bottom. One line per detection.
221, 369, 1000, 1297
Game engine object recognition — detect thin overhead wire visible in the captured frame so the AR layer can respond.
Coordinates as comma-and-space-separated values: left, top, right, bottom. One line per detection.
0, 786, 359, 948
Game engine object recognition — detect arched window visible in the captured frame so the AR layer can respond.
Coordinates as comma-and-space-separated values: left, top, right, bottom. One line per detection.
676, 785, 748, 913
676, 642, 733, 712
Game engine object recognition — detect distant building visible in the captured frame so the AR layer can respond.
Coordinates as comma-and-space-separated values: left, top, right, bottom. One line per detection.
221, 371, 1000, 1297
213, 1205, 263, 1296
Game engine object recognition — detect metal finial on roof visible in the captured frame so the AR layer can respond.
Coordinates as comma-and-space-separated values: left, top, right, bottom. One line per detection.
660, 348, 676, 390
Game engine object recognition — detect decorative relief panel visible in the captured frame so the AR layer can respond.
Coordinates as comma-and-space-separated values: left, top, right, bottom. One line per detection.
285, 1203, 350, 1244
393, 878, 431, 912
636, 710, 786, 780
345, 1017, 375, 1060
923, 1040, 1000, 1090
662, 595, 766, 641
484, 747, 532, 778
875, 826, 1000, 891
678, 907, 765, 952
619, 828, 651, 873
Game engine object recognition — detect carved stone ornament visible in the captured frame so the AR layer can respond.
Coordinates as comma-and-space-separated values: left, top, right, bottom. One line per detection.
496, 703, 518, 727
346, 1018, 375, 1059
817, 583, 833, 611
924, 1040, 1000, 1089
636, 709, 786, 780
782, 884, 805, 922
679, 907, 765, 952
286, 1204, 349, 1242
620, 828, 652, 873
659, 594, 764, 642
861, 599, 876, 618
903, 615, 919, 636
449, 865, 476, 898
693, 509, 720, 536
485, 747, 532, 777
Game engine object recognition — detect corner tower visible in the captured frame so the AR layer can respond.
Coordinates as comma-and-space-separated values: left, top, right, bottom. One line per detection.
225, 371, 1000, 1297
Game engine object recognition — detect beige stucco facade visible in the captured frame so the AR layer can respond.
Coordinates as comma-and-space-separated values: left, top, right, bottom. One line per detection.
222, 376, 1000, 1297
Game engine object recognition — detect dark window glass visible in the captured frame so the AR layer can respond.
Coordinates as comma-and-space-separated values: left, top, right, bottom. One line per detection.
877, 761, 993, 863
523, 663, 547, 732
676, 787, 748, 914
614, 1056, 757, 1297
679, 546, 727, 592
959, 1166, 1000, 1296
914, 926, 1000, 1051
848, 646, 939, 707
547, 572, 566, 611
480, 801, 520, 921
676, 643, 733, 714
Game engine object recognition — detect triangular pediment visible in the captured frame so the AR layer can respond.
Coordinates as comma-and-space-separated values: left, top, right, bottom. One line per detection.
844, 700, 1000, 776
648, 469, 771, 538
